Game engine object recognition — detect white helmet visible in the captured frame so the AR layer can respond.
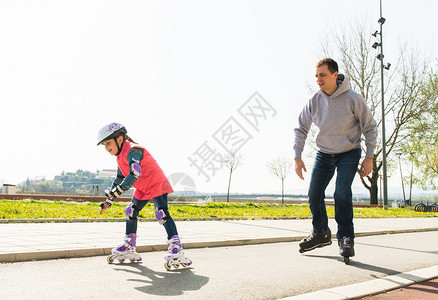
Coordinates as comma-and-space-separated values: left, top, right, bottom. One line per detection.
97, 122, 127, 145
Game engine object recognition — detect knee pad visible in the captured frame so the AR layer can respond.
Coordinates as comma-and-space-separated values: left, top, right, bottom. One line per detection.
125, 203, 140, 220
155, 207, 170, 225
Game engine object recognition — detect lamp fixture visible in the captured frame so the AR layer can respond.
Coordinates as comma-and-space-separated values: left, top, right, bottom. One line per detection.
372, 42, 380, 49
378, 17, 386, 25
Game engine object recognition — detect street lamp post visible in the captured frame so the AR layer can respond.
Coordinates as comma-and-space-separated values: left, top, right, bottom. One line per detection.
372, 0, 391, 209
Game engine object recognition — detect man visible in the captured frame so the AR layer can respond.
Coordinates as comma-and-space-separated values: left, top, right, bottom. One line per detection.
293, 58, 377, 258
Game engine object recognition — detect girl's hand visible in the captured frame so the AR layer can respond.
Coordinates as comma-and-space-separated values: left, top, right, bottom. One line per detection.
99, 200, 112, 214
99, 204, 108, 214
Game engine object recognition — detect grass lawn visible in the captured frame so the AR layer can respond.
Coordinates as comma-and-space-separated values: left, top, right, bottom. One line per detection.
0, 199, 437, 221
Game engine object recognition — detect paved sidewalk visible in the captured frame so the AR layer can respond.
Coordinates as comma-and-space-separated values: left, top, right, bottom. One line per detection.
0, 218, 437, 263
1, 217, 438, 263
1, 217, 437, 299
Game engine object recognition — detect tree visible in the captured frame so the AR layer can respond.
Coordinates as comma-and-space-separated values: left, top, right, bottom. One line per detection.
321, 21, 435, 204
402, 70, 438, 189
222, 151, 243, 202
267, 156, 292, 204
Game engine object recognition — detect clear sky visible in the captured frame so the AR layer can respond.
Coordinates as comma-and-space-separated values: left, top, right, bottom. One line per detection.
0, 0, 437, 195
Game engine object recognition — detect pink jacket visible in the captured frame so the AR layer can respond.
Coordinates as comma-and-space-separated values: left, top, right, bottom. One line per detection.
117, 141, 173, 200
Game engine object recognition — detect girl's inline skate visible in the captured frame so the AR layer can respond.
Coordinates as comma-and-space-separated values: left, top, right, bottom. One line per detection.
164, 235, 192, 270
107, 233, 142, 263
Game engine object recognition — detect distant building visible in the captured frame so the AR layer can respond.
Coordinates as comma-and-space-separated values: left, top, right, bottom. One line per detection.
2, 184, 16, 194
98, 169, 117, 178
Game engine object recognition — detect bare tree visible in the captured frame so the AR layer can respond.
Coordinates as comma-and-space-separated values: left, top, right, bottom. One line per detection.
267, 156, 292, 204
321, 21, 434, 204
222, 151, 243, 202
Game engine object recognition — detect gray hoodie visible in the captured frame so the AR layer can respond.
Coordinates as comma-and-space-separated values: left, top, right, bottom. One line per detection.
294, 75, 377, 159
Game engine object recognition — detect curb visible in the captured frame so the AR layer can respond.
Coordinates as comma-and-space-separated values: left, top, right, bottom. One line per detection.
0, 236, 304, 263
281, 265, 438, 299
354, 227, 438, 237
0, 216, 312, 224
2, 227, 438, 263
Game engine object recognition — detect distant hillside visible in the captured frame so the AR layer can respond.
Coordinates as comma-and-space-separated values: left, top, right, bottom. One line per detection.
17, 169, 127, 195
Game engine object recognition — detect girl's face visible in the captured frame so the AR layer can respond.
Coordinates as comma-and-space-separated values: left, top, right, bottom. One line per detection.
102, 136, 124, 155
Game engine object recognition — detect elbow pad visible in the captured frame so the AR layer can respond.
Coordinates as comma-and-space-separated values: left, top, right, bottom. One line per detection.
130, 161, 142, 179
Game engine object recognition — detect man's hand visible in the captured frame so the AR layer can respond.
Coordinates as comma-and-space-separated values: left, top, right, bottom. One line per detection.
294, 158, 307, 180
360, 157, 373, 177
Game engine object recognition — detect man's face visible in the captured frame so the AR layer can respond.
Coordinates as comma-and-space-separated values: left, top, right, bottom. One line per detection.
315, 64, 338, 95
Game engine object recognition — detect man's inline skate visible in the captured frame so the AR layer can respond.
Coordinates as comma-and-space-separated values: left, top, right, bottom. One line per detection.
338, 236, 354, 264
164, 235, 192, 270
107, 233, 142, 263
299, 229, 332, 253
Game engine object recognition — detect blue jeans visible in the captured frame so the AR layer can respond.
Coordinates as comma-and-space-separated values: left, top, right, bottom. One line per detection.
125, 193, 178, 240
308, 148, 361, 240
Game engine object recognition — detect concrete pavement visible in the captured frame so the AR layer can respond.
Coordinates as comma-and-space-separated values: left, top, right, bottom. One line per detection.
1, 217, 438, 299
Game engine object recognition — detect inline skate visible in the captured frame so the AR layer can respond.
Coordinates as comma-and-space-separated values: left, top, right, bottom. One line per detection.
339, 236, 354, 264
299, 229, 332, 253
107, 233, 142, 264
164, 235, 192, 270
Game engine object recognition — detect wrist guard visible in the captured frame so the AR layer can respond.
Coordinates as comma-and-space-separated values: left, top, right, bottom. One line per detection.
105, 185, 125, 200
100, 198, 113, 209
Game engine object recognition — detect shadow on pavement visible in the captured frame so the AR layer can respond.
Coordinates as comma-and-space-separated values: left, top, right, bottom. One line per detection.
303, 254, 421, 278
113, 263, 209, 296
356, 242, 438, 256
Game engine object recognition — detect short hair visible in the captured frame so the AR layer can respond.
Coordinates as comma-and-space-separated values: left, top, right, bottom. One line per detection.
316, 58, 338, 74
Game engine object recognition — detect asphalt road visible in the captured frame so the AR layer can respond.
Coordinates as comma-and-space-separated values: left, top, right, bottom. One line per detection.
1, 231, 437, 300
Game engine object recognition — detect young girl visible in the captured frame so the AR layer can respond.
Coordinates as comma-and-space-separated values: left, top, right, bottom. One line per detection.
97, 122, 192, 270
